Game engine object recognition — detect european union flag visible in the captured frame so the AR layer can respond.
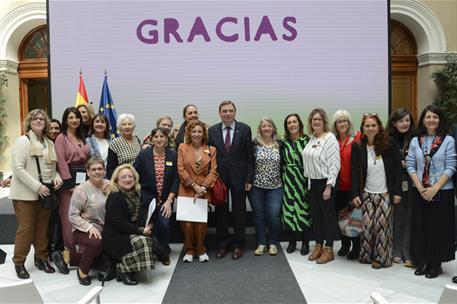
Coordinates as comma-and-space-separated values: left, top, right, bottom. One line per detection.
98, 74, 119, 138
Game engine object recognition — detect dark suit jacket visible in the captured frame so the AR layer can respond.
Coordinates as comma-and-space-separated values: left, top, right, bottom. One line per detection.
103, 192, 141, 260
351, 137, 402, 202
208, 121, 254, 191
133, 147, 179, 225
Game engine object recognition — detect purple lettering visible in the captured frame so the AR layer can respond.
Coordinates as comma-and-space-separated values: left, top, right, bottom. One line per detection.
216, 17, 238, 42
187, 17, 211, 42
254, 16, 278, 41
164, 18, 183, 43
137, 19, 159, 44
244, 17, 251, 41
282, 17, 297, 41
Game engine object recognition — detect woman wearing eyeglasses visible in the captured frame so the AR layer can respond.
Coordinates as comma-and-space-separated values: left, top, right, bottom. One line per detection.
302, 108, 340, 264
406, 105, 456, 279
351, 113, 402, 269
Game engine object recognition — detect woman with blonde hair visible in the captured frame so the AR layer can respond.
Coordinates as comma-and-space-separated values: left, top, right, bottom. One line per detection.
9, 109, 63, 279
250, 117, 284, 256
332, 109, 361, 259
103, 164, 165, 285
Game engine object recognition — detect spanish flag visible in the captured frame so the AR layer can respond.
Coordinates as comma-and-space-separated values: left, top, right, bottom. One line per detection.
75, 71, 89, 107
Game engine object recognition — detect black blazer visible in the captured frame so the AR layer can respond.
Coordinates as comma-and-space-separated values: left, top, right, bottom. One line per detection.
103, 192, 142, 260
208, 121, 254, 191
133, 147, 179, 224
351, 137, 402, 202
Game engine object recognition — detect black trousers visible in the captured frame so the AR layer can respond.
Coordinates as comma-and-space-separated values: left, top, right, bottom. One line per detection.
309, 179, 337, 247
215, 186, 247, 249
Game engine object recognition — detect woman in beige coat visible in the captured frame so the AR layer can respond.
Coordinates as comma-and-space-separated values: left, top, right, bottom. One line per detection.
9, 109, 63, 279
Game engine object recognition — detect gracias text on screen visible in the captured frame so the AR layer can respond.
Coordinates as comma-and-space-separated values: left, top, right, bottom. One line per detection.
137, 16, 298, 44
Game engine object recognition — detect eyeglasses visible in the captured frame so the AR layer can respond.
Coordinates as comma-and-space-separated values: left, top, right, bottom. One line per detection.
363, 113, 379, 118
118, 175, 134, 181
32, 117, 45, 121
335, 119, 348, 124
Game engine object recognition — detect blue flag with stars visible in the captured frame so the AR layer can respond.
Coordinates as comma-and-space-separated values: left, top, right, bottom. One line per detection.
98, 75, 119, 138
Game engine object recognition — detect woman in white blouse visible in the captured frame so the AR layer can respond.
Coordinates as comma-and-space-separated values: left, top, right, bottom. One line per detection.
302, 108, 340, 264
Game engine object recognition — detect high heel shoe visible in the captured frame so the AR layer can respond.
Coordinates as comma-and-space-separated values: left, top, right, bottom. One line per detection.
34, 256, 55, 273
116, 272, 139, 285
77, 269, 91, 286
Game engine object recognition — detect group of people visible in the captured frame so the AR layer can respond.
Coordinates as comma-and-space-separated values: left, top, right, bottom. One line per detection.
5, 100, 457, 287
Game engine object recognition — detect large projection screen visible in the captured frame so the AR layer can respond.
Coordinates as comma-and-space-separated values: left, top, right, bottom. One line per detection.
48, 0, 389, 138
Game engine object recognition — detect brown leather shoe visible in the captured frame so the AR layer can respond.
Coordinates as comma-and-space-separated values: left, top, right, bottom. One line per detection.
308, 244, 323, 261
316, 246, 334, 264
371, 261, 382, 269
216, 248, 227, 259
232, 248, 243, 260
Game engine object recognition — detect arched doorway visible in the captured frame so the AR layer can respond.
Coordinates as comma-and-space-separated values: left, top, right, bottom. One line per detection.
390, 20, 418, 119
18, 25, 49, 128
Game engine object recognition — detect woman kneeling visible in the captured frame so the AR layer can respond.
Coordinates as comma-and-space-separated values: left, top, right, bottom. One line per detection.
103, 164, 164, 285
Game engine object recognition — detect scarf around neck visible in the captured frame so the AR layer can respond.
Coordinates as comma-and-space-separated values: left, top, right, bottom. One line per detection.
418, 135, 443, 187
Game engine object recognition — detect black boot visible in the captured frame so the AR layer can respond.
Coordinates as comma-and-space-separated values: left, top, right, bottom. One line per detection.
425, 261, 442, 279
286, 231, 297, 254
414, 262, 430, 276
50, 251, 69, 274
300, 230, 310, 255
338, 236, 351, 256
35, 256, 55, 273
116, 272, 139, 285
347, 237, 360, 260
15, 264, 30, 279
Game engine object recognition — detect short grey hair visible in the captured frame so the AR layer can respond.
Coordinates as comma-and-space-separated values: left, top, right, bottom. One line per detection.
332, 109, 354, 137
117, 113, 136, 131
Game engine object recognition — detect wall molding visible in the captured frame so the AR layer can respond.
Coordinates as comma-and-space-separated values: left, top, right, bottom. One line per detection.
0, 60, 19, 74
391, 0, 446, 55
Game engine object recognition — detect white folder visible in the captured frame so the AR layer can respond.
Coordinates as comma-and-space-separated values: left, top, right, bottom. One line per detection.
176, 196, 208, 223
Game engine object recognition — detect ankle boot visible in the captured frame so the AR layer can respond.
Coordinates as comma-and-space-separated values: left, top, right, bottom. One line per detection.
300, 242, 310, 255
116, 272, 139, 285
308, 244, 323, 261
425, 262, 442, 279
316, 246, 335, 264
286, 231, 297, 253
338, 236, 351, 256
347, 238, 360, 260
414, 262, 430, 276
34, 256, 55, 273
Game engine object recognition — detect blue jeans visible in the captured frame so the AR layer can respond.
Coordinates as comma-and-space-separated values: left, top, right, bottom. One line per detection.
249, 186, 283, 245
153, 207, 171, 253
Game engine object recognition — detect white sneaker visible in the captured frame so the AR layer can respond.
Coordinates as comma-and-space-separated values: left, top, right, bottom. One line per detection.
254, 245, 267, 256
198, 253, 209, 262
269, 244, 278, 256
183, 254, 193, 262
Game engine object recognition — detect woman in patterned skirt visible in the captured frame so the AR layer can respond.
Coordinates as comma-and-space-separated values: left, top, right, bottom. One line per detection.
103, 164, 165, 285
351, 114, 402, 269
281, 114, 311, 255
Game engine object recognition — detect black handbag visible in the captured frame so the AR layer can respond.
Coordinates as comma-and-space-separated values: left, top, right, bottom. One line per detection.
34, 156, 58, 210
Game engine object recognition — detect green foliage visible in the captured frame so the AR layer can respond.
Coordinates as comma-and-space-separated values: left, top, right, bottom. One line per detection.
0, 72, 8, 154
432, 54, 457, 129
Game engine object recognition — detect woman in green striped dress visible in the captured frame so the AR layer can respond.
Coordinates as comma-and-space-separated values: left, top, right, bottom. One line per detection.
281, 114, 312, 255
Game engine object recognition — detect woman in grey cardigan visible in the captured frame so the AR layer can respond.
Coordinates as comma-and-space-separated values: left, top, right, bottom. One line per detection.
9, 109, 63, 279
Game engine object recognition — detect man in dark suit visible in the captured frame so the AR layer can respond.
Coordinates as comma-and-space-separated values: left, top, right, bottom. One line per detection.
208, 100, 254, 260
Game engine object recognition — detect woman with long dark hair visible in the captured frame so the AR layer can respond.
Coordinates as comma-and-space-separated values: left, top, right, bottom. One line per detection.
386, 108, 416, 268
351, 114, 402, 269
54, 107, 90, 274
406, 105, 456, 279
87, 114, 111, 165
281, 114, 311, 255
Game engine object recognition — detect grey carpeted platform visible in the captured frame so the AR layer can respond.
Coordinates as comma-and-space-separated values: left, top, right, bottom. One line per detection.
162, 235, 306, 304
0, 214, 16, 244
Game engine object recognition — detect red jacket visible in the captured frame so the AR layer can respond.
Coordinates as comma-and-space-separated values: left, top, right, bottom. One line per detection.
338, 132, 361, 191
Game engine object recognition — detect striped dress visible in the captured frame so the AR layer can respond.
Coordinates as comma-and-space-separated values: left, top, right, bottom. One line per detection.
281, 136, 311, 231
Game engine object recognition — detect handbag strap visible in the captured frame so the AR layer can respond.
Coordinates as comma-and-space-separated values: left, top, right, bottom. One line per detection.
25, 134, 44, 183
